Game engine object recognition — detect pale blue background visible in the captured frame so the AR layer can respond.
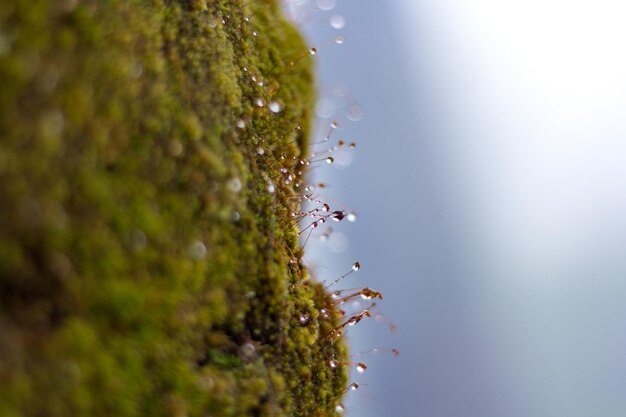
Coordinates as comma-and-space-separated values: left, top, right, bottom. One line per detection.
286, 1, 626, 416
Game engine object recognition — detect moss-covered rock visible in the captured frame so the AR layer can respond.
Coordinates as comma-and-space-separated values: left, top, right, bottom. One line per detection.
0, 1, 347, 416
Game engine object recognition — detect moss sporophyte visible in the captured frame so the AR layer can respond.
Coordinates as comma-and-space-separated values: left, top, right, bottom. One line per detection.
0, 0, 394, 416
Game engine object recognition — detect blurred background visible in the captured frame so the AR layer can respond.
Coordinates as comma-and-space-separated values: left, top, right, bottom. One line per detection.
285, 1, 626, 416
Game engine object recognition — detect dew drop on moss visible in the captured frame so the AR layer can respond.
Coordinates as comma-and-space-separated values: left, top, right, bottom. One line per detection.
188, 241, 207, 260
227, 177, 242, 193
268, 101, 283, 113
207, 15, 218, 28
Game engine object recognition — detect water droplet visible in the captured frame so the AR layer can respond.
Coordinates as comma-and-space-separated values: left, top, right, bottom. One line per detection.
268, 101, 283, 113
131, 62, 143, 79
298, 314, 309, 325
227, 177, 242, 193
239, 342, 257, 360
349, 382, 359, 391
346, 103, 364, 121
255, 97, 265, 107
334, 36, 345, 45
251, 75, 258, 82
188, 241, 207, 260
257, 147, 265, 155
207, 15, 218, 28
331, 121, 338, 128
317, 0, 337, 11
330, 14, 346, 29
129, 229, 147, 250
326, 157, 334, 164
335, 404, 345, 414
356, 363, 367, 373
39, 109, 65, 138
328, 359, 339, 369
252, 31, 259, 36
168, 139, 183, 157
236, 119, 246, 129
231, 211, 240, 222
322, 203, 330, 212
258, 81, 264, 87
267, 183, 275, 193
309, 47, 317, 55
316, 98, 335, 119
311, 221, 319, 229
244, 16, 251, 22
347, 212, 357, 222
352, 261, 361, 271
242, 66, 248, 72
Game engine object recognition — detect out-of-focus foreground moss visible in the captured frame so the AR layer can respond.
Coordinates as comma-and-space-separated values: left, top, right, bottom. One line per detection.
0, 0, 348, 416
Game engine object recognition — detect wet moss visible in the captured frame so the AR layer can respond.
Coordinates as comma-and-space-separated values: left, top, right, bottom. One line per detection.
0, 1, 347, 416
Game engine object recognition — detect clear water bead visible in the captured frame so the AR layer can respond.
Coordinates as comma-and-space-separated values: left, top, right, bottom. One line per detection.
309, 47, 317, 55
227, 177, 242, 193
317, 0, 337, 11
352, 261, 361, 271
188, 241, 207, 260
356, 363, 367, 373
334, 36, 345, 45
207, 15, 218, 28
268, 101, 283, 113
347, 212, 357, 222
330, 14, 346, 29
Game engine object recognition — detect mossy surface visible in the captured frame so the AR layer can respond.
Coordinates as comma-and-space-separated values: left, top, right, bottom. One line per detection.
0, 1, 348, 416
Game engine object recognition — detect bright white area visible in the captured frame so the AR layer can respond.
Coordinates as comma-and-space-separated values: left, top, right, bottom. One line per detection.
390, 1, 626, 416
396, 0, 626, 288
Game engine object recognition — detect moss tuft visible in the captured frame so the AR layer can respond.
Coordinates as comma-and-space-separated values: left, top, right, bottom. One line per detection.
0, 1, 347, 416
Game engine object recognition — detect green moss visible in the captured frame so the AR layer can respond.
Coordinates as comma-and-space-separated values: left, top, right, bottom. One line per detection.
0, 1, 347, 416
